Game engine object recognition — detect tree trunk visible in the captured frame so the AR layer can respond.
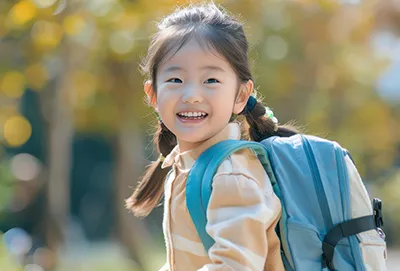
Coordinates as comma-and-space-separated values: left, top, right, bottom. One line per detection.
45, 47, 74, 247
45, 1, 81, 248
114, 124, 157, 270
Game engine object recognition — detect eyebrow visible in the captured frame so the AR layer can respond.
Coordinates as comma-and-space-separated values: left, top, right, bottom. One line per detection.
201, 66, 225, 72
162, 65, 225, 73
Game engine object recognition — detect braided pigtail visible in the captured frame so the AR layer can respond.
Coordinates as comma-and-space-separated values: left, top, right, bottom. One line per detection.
126, 122, 176, 217
241, 96, 299, 142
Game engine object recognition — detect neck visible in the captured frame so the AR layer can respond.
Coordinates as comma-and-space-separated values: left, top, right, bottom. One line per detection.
177, 138, 207, 153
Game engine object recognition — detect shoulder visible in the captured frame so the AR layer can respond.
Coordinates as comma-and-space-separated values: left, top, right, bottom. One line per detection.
213, 148, 268, 189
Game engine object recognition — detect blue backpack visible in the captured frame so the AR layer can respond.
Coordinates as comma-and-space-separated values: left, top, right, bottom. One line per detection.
186, 134, 386, 270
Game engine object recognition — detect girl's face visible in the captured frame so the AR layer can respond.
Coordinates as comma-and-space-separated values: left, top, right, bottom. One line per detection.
147, 38, 252, 152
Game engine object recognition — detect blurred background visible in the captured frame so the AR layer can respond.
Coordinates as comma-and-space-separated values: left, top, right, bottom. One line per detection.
0, 0, 399, 270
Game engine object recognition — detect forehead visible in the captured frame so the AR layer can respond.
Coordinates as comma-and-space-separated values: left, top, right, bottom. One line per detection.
158, 38, 232, 73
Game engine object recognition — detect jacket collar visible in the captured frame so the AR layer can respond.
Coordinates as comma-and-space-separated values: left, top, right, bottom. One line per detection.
161, 122, 242, 171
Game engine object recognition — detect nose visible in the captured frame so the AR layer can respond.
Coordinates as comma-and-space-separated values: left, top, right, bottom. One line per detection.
181, 84, 203, 104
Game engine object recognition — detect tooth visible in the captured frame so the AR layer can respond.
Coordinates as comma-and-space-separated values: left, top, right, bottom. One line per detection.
194, 112, 199, 117
188, 112, 193, 117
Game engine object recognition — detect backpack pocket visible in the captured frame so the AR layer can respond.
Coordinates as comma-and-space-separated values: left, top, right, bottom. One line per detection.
287, 218, 362, 271
345, 156, 387, 270
286, 219, 324, 271
358, 229, 387, 271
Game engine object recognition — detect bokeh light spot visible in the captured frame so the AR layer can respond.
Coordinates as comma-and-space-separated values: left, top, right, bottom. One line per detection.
109, 31, 134, 54
265, 35, 288, 60
24, 264, 44, 271
33, 247, 56, 269
63, 15, 86, 36
86, 0, 116, 17
11, 153, 42, 181
31, 20, 63, 50
0, 71, 25, 98
25, 63, 49, 89
9, 0, 37, 26
3, 116, 32, 147
4, 228, 32, 256
32, 0, 58, 9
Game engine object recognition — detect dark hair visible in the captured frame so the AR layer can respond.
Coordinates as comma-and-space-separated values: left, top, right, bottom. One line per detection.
127, 3, 298, 217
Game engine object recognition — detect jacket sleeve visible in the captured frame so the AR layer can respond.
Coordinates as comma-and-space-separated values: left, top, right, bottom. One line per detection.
197, 173, 281, 271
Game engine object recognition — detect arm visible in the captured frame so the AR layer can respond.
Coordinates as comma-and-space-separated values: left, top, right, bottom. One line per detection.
197, 173, 281, 271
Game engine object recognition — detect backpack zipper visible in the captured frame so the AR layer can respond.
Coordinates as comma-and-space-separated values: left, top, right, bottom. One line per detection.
301, 136, 333, 230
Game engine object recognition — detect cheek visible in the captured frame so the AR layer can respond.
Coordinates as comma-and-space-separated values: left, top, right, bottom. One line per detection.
211, 92, 236, 113
156, 91, 176, 116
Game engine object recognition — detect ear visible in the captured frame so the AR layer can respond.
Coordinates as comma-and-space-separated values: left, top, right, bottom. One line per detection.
233, 80, 253, 114
144, 80, 157, 110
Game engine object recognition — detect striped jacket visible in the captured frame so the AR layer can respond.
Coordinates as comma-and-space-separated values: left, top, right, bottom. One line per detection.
159, 123, 284, 271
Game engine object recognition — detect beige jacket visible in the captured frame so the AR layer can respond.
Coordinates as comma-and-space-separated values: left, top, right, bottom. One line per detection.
159, 123, 284, 271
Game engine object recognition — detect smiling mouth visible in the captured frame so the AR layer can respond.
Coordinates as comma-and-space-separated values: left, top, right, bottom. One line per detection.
176, 112, 208, 120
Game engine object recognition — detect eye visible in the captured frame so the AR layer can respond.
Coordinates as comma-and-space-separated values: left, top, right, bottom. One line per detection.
204, 78, 220, 84
166, 78, 182, 83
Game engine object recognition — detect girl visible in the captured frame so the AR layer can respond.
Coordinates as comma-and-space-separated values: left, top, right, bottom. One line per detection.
127, 3, 297, 271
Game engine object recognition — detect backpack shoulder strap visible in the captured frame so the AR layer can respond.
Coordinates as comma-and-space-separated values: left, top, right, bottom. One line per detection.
186, 139, 269, 252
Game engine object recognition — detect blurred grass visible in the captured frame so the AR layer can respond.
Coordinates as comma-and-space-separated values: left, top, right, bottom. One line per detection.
2, 232, 400, 270
54, 243, 166, 271
0, 233, 166, 271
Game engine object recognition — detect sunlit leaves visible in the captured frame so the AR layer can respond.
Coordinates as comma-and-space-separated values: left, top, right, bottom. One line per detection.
0, 0, 397, 173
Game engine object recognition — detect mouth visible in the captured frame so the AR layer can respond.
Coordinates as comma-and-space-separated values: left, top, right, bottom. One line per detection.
176, 111, 208, 121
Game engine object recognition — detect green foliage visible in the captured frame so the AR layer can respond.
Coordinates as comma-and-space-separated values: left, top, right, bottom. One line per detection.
0, 233, 22, 271
0, 157, 14, 212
